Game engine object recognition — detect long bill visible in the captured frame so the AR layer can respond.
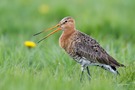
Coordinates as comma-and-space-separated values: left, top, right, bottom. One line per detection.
37, 28, 61, 43
33, 24, 60, 36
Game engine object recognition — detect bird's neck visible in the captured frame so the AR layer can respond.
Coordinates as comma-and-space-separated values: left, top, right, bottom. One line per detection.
59, 28, 76, 49
62, 28, 76, 37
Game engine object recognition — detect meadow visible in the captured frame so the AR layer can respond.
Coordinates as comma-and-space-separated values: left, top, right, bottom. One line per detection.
0, 0, 135, 90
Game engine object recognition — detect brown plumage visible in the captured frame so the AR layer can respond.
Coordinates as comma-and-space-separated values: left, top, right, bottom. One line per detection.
60, 30, 124, 67
34, 16, 125, 80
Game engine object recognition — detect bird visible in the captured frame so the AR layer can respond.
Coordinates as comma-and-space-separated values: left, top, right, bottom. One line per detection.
34, 16, 125, 80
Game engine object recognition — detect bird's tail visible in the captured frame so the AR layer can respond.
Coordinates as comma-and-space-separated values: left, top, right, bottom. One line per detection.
108, 56, 125, 67
100, 65, 120, 75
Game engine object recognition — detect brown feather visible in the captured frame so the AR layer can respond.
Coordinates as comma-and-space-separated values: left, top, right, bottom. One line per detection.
60, 30, 125, 67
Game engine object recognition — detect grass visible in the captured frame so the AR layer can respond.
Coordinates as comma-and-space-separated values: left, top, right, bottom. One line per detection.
0, 0, 135, 90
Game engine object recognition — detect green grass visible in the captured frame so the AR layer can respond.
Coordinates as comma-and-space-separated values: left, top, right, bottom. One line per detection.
0, 0, 135, 90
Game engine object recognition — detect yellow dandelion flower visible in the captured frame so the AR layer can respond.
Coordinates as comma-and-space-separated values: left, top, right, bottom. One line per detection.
38, 4, 49, 14
24, 41, 36, 48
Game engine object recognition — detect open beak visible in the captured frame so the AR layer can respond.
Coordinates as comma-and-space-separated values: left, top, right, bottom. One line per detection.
33, 24, 61, 43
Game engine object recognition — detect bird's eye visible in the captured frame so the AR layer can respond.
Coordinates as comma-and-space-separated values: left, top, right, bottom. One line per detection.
63, 20, 67, 24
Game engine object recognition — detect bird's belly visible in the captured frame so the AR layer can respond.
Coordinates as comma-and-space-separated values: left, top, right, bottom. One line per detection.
73, 57, 91, 66
74, 57, 100, 67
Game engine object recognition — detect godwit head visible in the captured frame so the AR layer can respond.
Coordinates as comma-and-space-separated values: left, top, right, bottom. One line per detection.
33, 16, 75, 43
59, 16, 75, 31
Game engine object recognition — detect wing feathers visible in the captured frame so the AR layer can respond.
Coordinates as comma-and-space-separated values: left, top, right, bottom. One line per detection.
74, 31, 124, 67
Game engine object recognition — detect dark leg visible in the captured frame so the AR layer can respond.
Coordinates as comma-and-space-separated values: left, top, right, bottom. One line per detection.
86, 66, 91, 80
80, 66, 84, 81
80, 70, 84, 81
116, 71, 120, 75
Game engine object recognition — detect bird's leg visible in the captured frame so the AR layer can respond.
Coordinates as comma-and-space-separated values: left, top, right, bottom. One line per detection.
86, 66, 91, 80
80, 66, 84, 81
116, 71, 120, 75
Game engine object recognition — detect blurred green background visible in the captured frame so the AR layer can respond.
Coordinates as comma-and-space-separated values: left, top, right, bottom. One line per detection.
0, 0, 135, 90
